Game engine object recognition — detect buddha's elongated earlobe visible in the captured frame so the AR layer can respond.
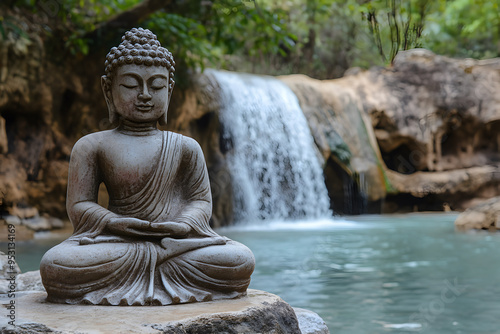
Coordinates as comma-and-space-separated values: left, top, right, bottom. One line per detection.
158, 83, 174, 126
101, 75, 119, 126
158, 109, 168, 126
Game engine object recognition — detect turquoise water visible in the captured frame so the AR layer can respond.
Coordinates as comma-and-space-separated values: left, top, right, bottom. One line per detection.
221, 213, 500, 333
7, 213, 500, 333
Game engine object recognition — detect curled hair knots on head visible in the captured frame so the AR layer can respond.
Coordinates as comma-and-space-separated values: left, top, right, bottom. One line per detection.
104, 27, 175, 95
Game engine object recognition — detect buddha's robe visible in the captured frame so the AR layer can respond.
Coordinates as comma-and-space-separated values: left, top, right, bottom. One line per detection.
40, 131, 254, 305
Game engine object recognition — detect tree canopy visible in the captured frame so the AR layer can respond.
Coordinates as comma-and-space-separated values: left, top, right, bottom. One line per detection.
2, 0, 500, 79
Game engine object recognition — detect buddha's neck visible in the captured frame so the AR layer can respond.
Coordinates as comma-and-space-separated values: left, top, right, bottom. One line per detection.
117, 119, 159, 136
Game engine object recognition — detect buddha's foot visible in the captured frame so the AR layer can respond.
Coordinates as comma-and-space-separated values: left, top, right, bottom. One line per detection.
160, 236, 226, 258
79, 235, 128, 245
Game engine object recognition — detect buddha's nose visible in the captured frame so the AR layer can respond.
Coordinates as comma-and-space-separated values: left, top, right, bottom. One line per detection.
139, 83, 152, 100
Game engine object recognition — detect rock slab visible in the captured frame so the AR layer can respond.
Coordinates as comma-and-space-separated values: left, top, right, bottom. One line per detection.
0, 289, 322, 334
455, 196, 500, 230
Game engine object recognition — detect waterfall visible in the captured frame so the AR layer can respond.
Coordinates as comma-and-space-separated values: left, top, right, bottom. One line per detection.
210, 70, 331, 222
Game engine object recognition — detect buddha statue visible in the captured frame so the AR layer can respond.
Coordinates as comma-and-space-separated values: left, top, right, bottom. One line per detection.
40, 28, 255, 306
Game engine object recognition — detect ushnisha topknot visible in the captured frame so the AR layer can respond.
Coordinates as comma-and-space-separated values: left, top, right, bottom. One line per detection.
103, 28, 175, 96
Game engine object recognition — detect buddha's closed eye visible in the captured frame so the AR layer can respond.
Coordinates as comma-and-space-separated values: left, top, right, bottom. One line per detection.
120, 76, 140, 88
151, 78, 167, 90
121, 84, 139, 89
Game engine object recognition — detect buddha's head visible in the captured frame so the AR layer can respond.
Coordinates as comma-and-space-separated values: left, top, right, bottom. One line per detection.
101, 28, 175, 126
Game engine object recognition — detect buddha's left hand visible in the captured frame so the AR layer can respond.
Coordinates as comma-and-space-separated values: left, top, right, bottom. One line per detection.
150, 222, 191, 238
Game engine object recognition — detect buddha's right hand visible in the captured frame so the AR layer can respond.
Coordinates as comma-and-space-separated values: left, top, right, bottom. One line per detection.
107, 217, 153, 237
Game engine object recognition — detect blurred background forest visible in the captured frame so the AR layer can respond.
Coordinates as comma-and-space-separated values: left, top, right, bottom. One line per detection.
2, 0, 500, 79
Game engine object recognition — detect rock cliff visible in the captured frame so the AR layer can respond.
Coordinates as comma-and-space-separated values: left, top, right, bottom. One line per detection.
353, 49, 500, 211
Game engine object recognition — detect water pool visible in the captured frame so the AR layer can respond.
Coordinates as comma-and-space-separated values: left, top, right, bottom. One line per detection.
7, 213, 500, 333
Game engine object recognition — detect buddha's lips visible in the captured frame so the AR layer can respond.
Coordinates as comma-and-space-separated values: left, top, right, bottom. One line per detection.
136, 104, 153, 111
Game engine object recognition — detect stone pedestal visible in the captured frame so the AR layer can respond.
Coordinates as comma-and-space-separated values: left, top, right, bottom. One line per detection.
0, 289, 329, 333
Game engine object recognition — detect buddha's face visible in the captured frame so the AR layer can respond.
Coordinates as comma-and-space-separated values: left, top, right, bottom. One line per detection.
107, 64, 170, 124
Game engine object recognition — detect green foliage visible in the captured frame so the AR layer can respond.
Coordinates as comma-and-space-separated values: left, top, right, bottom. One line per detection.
7, 0, 500, 76
5, 0, 141, 55
424, 0, 500, 58
144, 1, 294, 71
210, 0, 296, 58
58, 0, 140, 55
145, 13, 219, 71
8, 0, 294, 72
261, 0, 500, 77
251, 0, 384, 77
357, 0, 435, 63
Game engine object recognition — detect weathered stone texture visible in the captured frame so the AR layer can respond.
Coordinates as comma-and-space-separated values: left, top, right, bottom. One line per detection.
0, 290, 304, 334
294, 307, 330, 334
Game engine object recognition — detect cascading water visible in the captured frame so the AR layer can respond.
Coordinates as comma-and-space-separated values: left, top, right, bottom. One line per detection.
210, 70, 331, 223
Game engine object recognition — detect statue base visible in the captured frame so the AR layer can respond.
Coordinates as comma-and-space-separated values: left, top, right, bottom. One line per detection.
1, 289, 329, 333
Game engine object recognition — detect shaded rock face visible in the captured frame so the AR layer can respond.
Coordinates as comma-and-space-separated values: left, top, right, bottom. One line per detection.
362, 49, 500, 175
0, 9, 108, 221
353, 49, 500, 211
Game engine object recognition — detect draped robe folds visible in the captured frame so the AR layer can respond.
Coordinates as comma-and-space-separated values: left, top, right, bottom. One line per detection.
40, 131, 254, 305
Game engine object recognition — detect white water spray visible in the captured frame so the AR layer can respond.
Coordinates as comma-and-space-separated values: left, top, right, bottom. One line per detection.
211, 70, 331, 222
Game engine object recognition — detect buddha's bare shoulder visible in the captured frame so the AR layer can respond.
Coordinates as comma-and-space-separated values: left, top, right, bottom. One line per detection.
71, 130, 116, 157
171, 132, 204, 157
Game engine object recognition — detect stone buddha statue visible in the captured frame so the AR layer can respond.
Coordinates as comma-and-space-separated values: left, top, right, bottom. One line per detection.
40, 28, 255, 306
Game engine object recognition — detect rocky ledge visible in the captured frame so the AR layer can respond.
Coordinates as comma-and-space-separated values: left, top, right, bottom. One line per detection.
455, 196, 500, 230
0, 289, 329, 334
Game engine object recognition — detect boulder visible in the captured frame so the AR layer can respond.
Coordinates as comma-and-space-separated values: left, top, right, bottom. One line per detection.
455, 196, 500, 230
0, 271, 46, 294
0, 251, 21, 295
16, 271, 46, 292
0, 251, 45, 294
294, 307, 330, 334
0, 290, 311, 334
356, 49, 500, 174
0, 251, 21, 278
